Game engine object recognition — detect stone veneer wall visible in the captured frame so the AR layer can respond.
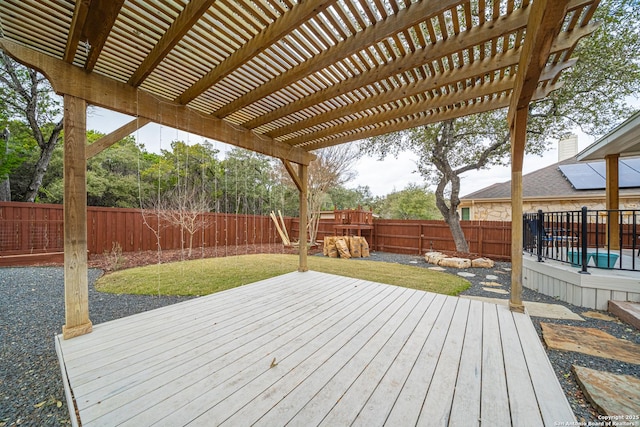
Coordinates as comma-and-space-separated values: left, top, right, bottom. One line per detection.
468, 199, 640, 221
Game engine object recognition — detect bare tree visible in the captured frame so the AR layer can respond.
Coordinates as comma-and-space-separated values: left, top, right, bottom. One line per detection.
152, 187, 211, 258
281, 145, 361, 245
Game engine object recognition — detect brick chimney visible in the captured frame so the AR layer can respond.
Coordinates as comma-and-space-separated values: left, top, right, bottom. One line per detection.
558, 134, 578, 162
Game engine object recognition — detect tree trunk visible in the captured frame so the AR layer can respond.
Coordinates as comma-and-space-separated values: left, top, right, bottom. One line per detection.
0, 177, 10, 201
445, 209, 470, 253
432, 120, 470, 253
23, 120, 63, 202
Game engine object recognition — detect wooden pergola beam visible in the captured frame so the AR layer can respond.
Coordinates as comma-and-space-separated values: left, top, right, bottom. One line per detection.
281, 159, 309, 272
81, 0, 126, 72
63, 0, 91, 63
301, 85, 555, 151
213, 0, 464, 118
285, 66, 562, 150
62, 94, 92, 339
128, 0, 216, 87
507, 0, 571, 313
85, 117, 151, 159
0, 39, 315, 166
278, 60, 572, 146
244, 1, 597, 132
176, 0, 337, 105
281, 159, 303, 192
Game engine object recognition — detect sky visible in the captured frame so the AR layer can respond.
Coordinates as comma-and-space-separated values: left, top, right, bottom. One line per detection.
86, 106, 607, 199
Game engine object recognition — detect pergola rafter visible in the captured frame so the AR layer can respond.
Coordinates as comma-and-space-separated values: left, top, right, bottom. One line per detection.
0, 0, 599, 338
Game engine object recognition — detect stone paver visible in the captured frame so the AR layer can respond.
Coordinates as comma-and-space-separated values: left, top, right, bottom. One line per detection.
479, 281, 503, 287
482, 287, 509, 294
542, 323, 640, 365
573, 365, 640, 417
582, 311, 618, 322
461, 296, 584, 321
457, 271, 476, 278
485, 274, 499, 280
609, 301, 640, 331
427, 266, 446, 271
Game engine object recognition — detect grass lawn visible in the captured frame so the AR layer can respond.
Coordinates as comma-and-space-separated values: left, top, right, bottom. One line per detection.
95, 253, 470, 296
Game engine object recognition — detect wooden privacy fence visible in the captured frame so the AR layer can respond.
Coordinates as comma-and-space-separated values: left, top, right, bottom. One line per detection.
291, 218, 512, 260
0, 202, 285, 259
1, 202, 511, 264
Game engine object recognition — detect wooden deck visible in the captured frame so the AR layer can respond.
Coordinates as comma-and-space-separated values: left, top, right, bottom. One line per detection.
55, 271, 575, 426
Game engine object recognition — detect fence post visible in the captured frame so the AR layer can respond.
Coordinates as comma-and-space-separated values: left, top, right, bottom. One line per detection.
537, 209, 543, 262
580, 206, 589, 274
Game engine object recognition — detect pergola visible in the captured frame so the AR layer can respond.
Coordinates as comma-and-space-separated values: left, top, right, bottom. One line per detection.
0, 0, 598, 339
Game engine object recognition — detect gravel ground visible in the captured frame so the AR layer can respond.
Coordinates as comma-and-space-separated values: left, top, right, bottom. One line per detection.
0, 267, 193, 426
1, 252, 639, 426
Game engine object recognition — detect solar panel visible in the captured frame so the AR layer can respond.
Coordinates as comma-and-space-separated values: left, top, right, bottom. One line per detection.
559, 158, 640, 190
619, 159, 640, 188
558, 163, 605, 189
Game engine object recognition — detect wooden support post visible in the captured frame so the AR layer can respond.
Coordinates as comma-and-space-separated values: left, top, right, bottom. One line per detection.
62, 95, 92, 339
606, 154, 620, 250
509, 108, 527, 314
298, 163, 309, 272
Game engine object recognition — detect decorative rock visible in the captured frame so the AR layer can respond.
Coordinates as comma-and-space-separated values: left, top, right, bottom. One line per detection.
479, 281, 503, 287
457, 271, 476, 278
471, 257, 494, 268
573, 365, 640, 417
482, 287, 509, 294
424, 251, 447, 265
485, 275, 499, 280
438, 257, 471, 268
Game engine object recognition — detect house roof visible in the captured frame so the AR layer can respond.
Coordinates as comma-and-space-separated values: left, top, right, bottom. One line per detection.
578, 110, 640, 161
461, 156, 640, 200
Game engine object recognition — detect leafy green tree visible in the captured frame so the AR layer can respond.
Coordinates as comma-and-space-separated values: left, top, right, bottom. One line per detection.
220, 148, 278, 215
38, 131, 158, 207
362, 0, 640, 252
141, 139, 221, 207
378, 184, 441, 220
0, 51, 63, 202
327, 185, 374, 210
0, 121, 32, 201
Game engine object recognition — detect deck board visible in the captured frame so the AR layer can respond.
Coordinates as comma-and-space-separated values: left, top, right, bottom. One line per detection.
55, 271, 576, 426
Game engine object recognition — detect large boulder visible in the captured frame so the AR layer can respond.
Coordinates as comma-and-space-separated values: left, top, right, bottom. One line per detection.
438, 257, 472, 268
471, 257, 495, 268
424, 251, 447, 265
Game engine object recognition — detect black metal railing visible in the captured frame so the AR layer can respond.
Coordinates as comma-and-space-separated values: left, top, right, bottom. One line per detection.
523, 207, 640, 272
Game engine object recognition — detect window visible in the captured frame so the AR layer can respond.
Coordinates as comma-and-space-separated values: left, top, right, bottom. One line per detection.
461, 207, 470, 220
